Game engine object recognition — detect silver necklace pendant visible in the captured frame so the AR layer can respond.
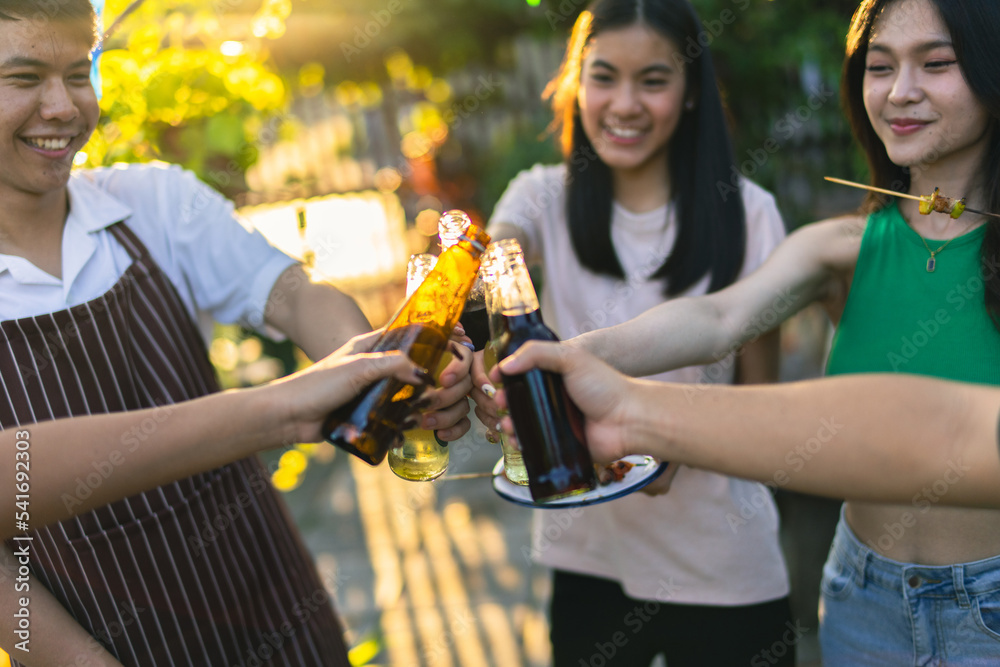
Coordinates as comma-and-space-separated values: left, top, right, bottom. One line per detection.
926, 256, 936, 272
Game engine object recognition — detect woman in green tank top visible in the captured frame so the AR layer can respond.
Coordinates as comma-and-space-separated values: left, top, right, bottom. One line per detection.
555, 0, 1000, 663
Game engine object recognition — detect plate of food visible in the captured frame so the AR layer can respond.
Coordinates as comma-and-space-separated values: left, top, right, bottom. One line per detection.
491, 455, 669, 509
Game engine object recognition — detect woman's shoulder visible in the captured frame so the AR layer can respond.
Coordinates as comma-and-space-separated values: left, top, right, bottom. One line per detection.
790, 213, 867, 272
735, 177, 779, 214
506, 162, 566, 191
493, 163, 566, 220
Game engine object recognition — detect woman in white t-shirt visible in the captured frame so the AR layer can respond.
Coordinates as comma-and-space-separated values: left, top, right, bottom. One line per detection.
472, 0, 792, 664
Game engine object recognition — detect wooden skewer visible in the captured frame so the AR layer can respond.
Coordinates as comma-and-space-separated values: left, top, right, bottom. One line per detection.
824, 177, 924, 201
824, 177, 1000, 220
438, 471, 497, 481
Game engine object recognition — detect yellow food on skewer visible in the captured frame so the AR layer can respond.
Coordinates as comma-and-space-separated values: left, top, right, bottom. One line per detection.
825, 177, 997, 220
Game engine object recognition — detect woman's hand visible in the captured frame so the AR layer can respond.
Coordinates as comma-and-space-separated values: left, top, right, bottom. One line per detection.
489, 341, 639, 464
276, 327, 475, 444
415, 334, 475, 442
271, 330, 431, 444
470, 349, 502, 440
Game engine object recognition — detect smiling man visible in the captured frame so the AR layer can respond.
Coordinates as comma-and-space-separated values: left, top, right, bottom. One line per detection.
0, 1, 474, 664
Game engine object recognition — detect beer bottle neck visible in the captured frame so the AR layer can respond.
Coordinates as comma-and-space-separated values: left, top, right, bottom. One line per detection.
497, 260, 539, 314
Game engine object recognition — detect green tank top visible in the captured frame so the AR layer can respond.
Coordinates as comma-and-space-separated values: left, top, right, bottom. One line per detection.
826, 201, 1000, 384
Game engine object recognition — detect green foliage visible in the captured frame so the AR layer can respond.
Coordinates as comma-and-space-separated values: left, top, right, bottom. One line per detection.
83, 0, 290, 192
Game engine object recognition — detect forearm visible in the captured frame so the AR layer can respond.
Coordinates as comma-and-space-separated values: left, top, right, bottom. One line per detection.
630, 374, 1000, 507
3, 388, 284, 538
0, 544, 122, 665
572, 296, 739, 376
265, 265, 371, 360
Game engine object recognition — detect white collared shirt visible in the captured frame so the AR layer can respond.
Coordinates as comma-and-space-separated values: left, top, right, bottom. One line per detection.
0, 162, 295, 333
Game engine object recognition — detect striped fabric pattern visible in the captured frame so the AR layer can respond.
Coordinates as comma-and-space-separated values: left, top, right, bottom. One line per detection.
1, 223, 350, 666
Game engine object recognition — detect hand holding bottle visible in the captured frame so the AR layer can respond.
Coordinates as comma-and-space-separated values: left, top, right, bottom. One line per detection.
270, 330, 434, 446
489, 341, 642, 466
325, 223, 490, 465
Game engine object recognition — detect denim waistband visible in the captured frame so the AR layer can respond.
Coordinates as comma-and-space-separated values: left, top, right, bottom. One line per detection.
831, 509, 1000, 603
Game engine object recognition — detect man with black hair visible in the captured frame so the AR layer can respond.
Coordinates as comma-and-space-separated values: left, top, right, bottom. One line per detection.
0, 1, 473, 663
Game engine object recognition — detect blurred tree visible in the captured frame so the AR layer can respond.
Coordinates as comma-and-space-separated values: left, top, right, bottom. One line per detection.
82, 0, 291, 197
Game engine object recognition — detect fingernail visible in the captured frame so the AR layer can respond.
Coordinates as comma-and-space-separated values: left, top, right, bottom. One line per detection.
413, 397, 433, 411
459, 340, 476, 353
481, 383, 496, 398
495, 422, 503, 432
401, 416, 420, 430
415, 368, 437, 387
450, 342, 467, 361
485, 430, 499, 444
453, 323, 466, 335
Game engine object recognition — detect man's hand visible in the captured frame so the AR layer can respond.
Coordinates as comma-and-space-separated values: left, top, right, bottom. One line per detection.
489, 341, 640, 464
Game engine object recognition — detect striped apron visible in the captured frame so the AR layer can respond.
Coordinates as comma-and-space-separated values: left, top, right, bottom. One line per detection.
1, 222, 350, 666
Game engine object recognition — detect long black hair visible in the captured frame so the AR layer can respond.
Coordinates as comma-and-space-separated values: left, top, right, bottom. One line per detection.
544, 0, 746, 296
0, 0, 98, 45
843, 0, 1000, 327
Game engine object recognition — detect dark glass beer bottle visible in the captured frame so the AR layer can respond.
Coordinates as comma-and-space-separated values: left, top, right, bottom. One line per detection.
494, 242, 597, 502
324, 223, 491, 465
440, 210, 490, 350
482, 240, 528, 485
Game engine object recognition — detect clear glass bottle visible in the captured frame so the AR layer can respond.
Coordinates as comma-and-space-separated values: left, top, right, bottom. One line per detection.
440, 210, 489, 350
482, 240, 528, 485
324, 223, 491, 465
387, 254, 451, 481
493, 241, 596, 501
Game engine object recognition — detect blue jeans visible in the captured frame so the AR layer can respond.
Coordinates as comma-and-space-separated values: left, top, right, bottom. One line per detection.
820, 510, 1000, 666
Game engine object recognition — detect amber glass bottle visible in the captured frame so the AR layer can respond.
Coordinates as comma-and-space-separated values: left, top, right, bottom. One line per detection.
440, 210, 490, 350
325, 224, 491, 465
387, 253, 451, 481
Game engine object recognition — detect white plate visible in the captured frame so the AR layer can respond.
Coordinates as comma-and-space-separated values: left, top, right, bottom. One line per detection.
491, 455, 668, 508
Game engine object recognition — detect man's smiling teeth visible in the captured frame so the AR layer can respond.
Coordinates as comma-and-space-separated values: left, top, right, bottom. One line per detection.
24, 137, 71, 151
